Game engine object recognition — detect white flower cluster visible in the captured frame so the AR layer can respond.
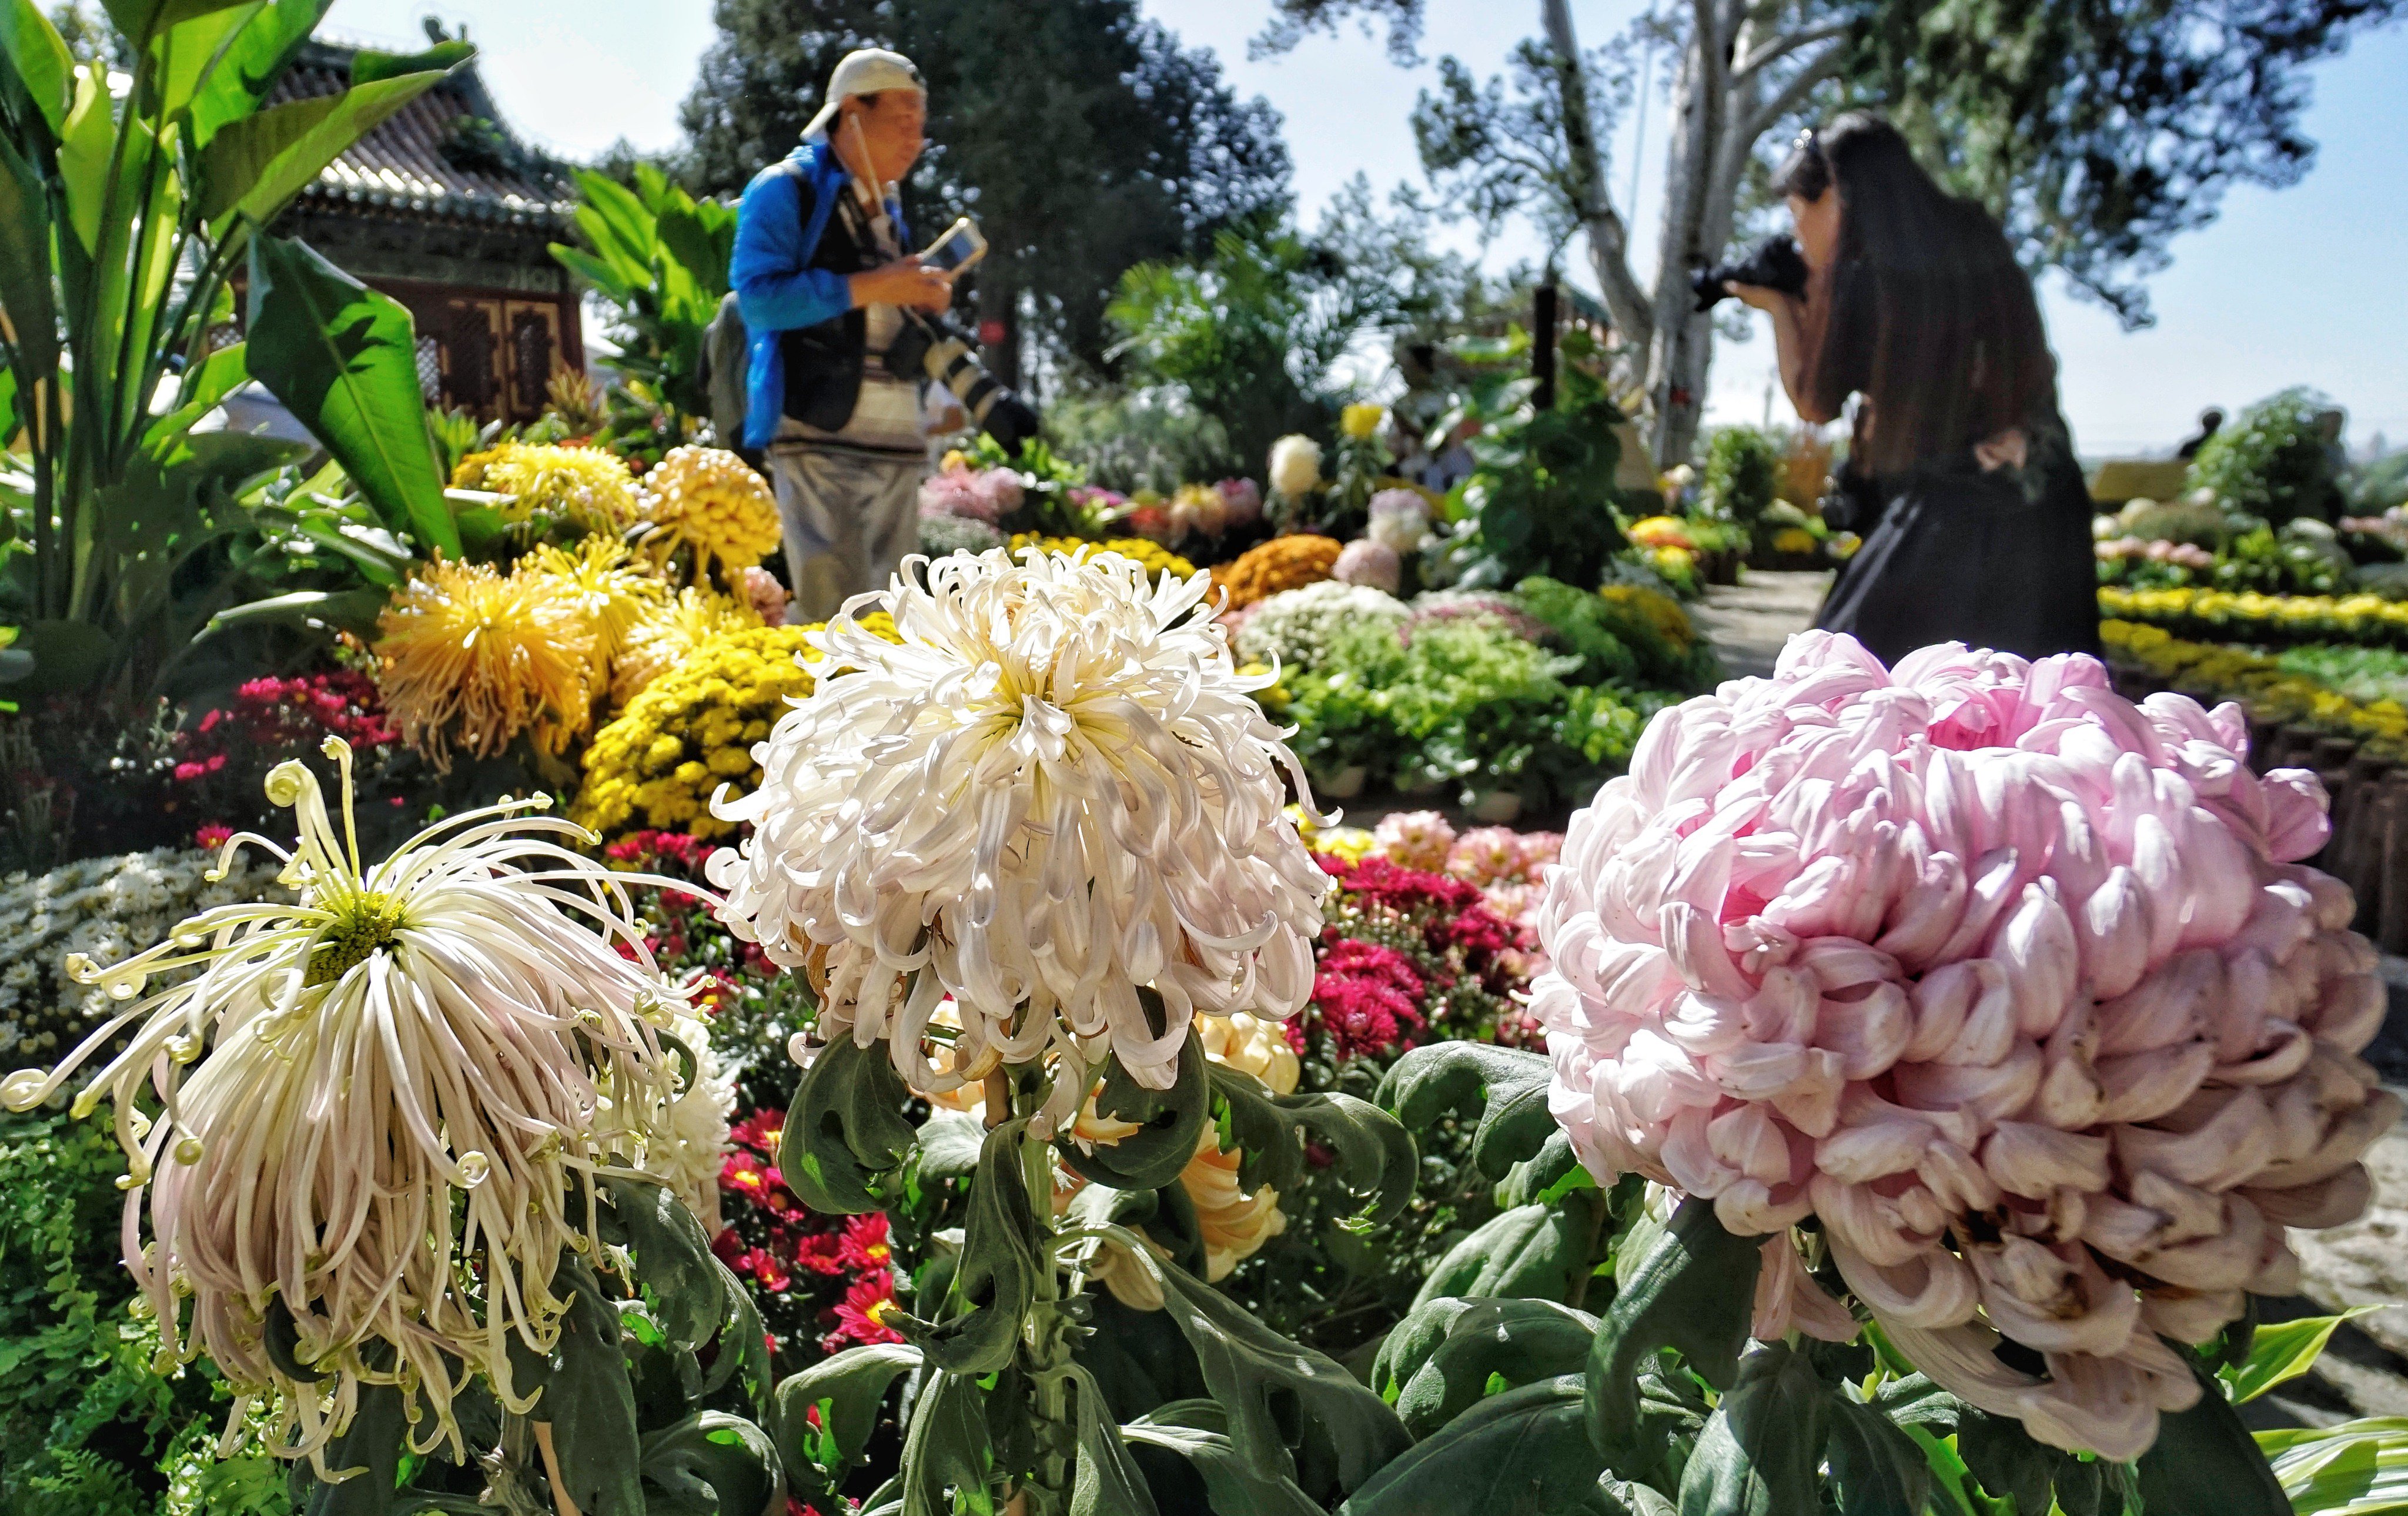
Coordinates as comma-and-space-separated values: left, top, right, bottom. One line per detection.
0, 848, 290, 1063
1234, 580, 1408, 672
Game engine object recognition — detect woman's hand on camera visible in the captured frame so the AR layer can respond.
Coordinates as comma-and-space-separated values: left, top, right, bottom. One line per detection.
851, 256, 954, 312
1724, 281, 1793, 313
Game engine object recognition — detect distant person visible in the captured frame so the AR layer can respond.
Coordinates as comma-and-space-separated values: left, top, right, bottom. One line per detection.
2176, 407, 2225, 460
1728, 113, 2099, 665
730, 48, 954, 623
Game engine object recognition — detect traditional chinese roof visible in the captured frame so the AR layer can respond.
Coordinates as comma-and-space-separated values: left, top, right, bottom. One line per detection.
269, 38, 577, 233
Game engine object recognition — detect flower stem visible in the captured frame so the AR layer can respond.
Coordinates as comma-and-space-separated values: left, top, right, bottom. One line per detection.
1015, 1069, 1075, 1504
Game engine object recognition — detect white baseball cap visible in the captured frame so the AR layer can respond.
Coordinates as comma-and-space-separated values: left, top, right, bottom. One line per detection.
802, 48, 926, 139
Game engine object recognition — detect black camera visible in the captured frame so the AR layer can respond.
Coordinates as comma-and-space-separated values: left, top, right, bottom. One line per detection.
1691, 235, 1809, 313
889, 312, 1039, 451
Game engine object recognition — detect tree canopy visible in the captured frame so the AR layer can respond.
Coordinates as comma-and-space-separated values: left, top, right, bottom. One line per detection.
678, 0, 1292, 384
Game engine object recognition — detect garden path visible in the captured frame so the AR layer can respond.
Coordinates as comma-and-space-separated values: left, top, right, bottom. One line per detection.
1691, 569, 1831, 678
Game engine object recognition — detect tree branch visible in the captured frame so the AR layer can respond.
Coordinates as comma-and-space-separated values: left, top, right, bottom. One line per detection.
1541, 0, 1651, 344
1742, 39, 1845, 142
1734, 21, 1848, 85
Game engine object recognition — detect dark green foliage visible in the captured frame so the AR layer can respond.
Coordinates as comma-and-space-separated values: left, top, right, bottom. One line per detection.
779, 1034, 919, 1214
1696, 428, 1781, 526
1429, 379, 1631, 591
2188, 386, 2349, 524
1584, 1200, 1761, 1480
1674, 1343, 1828, 1516
1335, 1376, 1614, 1516
2134, 1360, 2293, 1516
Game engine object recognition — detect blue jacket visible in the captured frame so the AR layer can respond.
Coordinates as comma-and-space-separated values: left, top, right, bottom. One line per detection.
729, 140, 911, 449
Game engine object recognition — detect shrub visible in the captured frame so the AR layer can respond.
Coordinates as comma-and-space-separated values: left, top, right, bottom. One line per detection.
2188, 386, 2346, 524
1698, 424, 1783, 523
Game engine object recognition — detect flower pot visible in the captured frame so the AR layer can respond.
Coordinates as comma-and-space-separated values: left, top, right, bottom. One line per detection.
1469, 789, 1523, 823
1316, 765, 1368, 799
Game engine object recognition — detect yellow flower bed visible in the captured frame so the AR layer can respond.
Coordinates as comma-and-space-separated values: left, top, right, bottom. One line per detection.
452, 442, 638, 530
2099, 585, 2408, 650
573, 613, 901, 842
2101, 618, 2408, 761
1006, 533, 1196, 583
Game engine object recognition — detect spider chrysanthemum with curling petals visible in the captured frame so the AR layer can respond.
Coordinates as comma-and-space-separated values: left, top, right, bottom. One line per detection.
0, 740, 700, 1473
706, 546, 1329, 1135
1534, 632, 2398, 1463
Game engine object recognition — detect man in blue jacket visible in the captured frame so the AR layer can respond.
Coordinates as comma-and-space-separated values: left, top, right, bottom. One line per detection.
731, 48, 954, 621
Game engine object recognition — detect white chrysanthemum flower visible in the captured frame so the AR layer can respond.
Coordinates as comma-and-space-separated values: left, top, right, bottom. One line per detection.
0, 741, 695, 1473
708, 546, 1328, 1135
647, 1012, 740, 1233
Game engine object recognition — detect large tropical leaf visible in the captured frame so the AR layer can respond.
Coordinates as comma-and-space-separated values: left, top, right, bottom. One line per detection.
185, 0, 329, 146
56, 62, 111, 254
347, 38, 470, 85
0, 126, 58, 374
148, 5, 261, 124
101, 0, 253, 46
202, 70, 454, 227
2223, 1307, 2382, 1405
2260, 1417, 2408, 1515
243, 234, 457, 555
0, 0, 73, 135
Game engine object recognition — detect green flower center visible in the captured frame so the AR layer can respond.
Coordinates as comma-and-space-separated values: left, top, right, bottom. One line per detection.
305, 894, 404, 987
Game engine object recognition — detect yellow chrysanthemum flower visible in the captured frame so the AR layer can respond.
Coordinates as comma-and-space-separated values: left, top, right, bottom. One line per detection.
1340, 402, 1386, 440
521, 535, 670, 664
452, 443, 639, 531
1598, 583, 1696, 654
610, 587, 762, 707
639, 446, 784, 573
373, 557, 598, 767
1006, 533, 1196, 583
1772, 526, 1818, 555
573, 615, 905, 844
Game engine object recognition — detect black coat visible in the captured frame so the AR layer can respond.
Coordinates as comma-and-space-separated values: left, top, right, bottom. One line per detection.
1814, 414, 2101, 667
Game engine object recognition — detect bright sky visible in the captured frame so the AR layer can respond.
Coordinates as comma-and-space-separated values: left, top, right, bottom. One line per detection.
323, 0, 2408, 457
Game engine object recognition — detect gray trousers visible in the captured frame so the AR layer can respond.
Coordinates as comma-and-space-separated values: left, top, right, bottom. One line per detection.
767, 445, 925, 624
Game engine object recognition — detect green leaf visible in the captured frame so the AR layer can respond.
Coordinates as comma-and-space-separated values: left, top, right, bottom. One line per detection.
776, 1033, 916, 1214
149, 6, 262, 125
1068, 1363, 1160, 1516
244, 235, 458, 556
772, 1343, 921, 1477
1824, 1397, 1931, 1516
1335, 1376, 1616, 1516
639, 1411, 783, 1516
1584, 1198, 1760, 1477
297, 1381, 407, 1515
12, 618, 115, 695
206, 585, 387, 637
2135, 1359, 2290, 1516
184, 0, 329, 146
1675, 1343, 1828, 1516
203, 72, 449, 227
543, 1252, 644, 1516
1956, 1409, 2052, 1516
1386, 1297, 1598, 1440
101, 0, 252, 46
1496, 1129, 1590, 1209
142, 341, 249, 449
599, 1175, 722, 1351
1059, 1011, 1209, 1192
1121, 1406, 1326, 1516
56, 62, 109, 253
915, 1108, 986, 1182
890, 1117, 1037, 1375
1376, 1041, 1555, 1178
2261, 1417, 2408, 1515
1133, 1249, 1410, 1497
900, 1370, 995, 1516
348, 38, 471, 84
1409, 1203, 1590, 1310
0, 0, 73, 135
2223, 1306, 2382, 1404
1212, 1063, 1416, 1226
0, 135, 56, 381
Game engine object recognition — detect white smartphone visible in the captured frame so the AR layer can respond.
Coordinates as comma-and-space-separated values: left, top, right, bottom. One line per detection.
919, 217, 987, 275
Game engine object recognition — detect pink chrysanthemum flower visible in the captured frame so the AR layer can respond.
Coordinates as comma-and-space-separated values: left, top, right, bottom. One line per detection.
1447, 826, 1528, 886
1372, 811, 1456, 872
1534, 633, 2396, 1462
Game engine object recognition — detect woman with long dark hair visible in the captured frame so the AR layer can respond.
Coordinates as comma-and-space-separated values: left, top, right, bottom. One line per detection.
1730, 113, 2099, 664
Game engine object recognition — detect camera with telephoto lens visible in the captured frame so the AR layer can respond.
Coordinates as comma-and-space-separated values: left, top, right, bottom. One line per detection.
888, 311, 1039, 452
1691, 235, 1809, 313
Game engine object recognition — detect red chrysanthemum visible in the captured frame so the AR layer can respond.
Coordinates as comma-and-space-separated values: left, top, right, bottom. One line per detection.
839, 1212, 894, 1273
1306, 936, 1427, 1059
827, 1270, 904, 1349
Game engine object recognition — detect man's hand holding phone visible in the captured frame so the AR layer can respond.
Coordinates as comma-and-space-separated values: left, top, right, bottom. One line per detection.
850, 255, 954, 312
